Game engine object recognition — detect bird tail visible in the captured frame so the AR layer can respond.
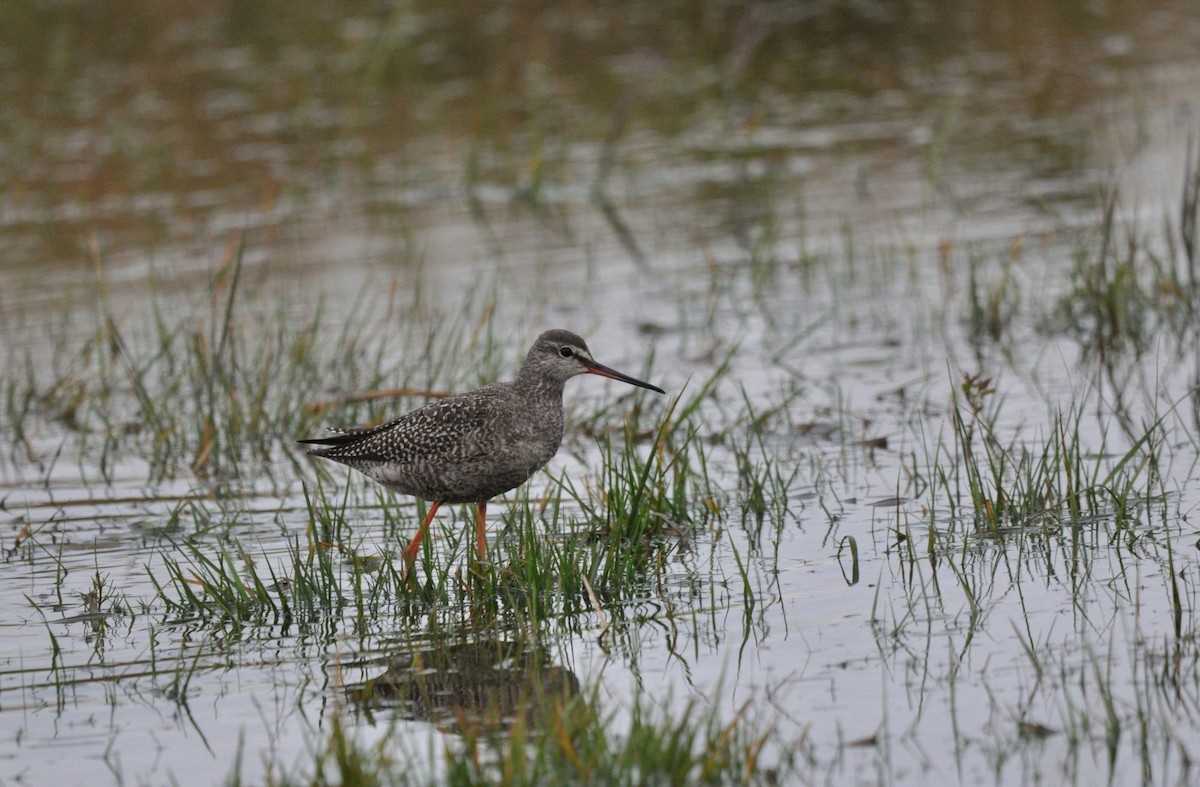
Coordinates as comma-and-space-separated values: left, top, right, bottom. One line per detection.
297, 430, 364, 455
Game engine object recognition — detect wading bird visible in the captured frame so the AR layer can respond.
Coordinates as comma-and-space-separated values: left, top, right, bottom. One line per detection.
300, 329, 665, 562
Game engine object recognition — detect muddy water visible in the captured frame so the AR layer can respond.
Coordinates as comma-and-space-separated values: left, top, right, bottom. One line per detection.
4, 3, 1200, 785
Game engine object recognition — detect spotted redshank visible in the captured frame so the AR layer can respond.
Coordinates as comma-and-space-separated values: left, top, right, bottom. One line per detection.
300, 329, 665, 563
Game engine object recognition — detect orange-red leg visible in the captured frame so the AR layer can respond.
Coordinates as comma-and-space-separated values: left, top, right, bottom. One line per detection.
404, 501, 441, 563
475, 501, 488, 560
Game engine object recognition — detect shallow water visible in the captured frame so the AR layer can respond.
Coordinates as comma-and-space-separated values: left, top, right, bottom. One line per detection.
3, 3, 1200, 785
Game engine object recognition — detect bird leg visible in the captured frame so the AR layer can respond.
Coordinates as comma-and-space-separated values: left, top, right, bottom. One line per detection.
404, 501, 441, 563
475, 501, 488, 560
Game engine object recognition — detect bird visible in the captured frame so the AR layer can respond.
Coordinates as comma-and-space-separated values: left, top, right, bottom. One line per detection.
299, 329, 665, 564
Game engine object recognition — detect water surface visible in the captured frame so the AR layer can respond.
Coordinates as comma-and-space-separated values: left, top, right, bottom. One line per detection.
3, 3, 1200, 785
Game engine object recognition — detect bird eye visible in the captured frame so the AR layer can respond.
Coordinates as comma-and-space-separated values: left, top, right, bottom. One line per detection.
558, 346, 574, 358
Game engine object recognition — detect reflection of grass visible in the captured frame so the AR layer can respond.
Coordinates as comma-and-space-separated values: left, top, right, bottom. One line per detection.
977, 499, 1198, 781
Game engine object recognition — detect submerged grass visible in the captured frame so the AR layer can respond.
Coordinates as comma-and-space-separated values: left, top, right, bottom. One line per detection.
1057, 176, 1200, 363
925, 371, 1158, 539
389, 385, 718, 627
260, 680, 802, 787
1, 246, 522, 491
145, 364, 744, 655
7, 121, 1200, 787
151, 484, 410, 633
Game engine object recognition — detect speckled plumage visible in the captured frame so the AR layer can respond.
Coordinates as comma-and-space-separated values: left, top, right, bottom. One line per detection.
300, 329, 665, 561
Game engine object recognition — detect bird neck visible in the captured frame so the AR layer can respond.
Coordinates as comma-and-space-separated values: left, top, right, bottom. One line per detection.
513, 367, 567, 404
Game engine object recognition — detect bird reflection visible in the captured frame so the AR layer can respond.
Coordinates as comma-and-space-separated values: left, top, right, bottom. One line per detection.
346, 637, 581, 733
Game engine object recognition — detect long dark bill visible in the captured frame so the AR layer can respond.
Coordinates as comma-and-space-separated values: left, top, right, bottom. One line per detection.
584, 360, 666, 394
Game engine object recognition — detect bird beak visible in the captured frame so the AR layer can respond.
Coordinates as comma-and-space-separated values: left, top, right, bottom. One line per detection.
583, 360, 666, 394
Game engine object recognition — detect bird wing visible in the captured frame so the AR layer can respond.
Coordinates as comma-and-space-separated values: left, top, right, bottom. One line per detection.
299, 387, 511, 466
